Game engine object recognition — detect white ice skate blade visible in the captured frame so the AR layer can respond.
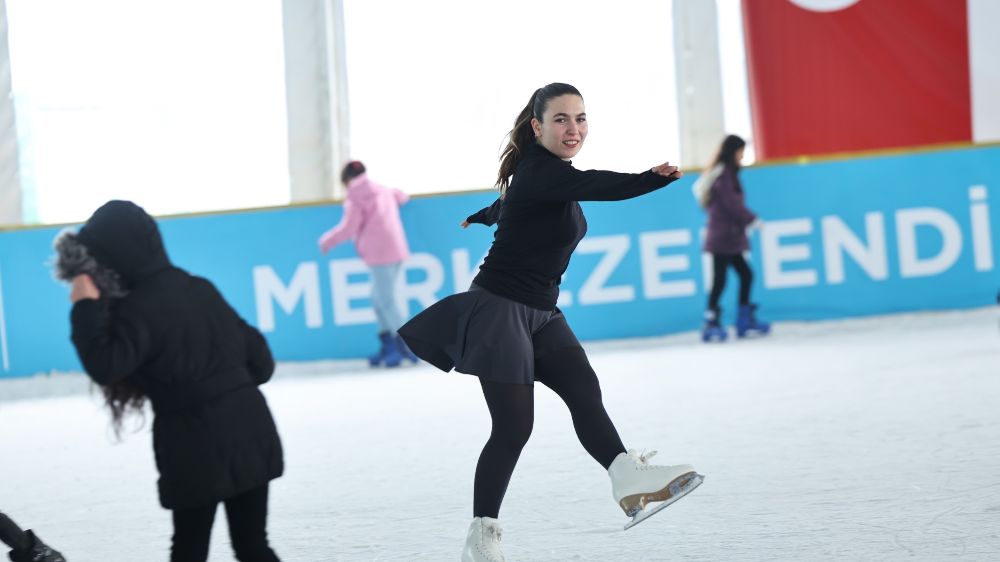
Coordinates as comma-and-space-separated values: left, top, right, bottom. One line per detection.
623, 472, 704, 530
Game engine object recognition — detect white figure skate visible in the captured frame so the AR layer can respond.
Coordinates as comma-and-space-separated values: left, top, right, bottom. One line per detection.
461, 517, 506, 562
608, 449, 704, 530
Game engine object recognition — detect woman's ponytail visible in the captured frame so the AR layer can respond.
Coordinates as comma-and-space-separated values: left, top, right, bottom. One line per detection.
495, 89, 540, 195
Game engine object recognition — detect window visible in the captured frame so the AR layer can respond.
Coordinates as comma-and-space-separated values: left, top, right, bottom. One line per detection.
343, 0, 681, 194
6, 0, 289, 224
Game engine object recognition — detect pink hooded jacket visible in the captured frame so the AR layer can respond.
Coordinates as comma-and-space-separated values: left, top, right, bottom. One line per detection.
318, 173, 411, 266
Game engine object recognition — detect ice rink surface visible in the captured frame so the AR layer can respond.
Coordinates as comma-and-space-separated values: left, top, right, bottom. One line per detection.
2, 307, 999, 561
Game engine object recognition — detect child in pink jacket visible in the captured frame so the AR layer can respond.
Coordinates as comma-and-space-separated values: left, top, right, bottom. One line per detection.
318, 161, 417, 367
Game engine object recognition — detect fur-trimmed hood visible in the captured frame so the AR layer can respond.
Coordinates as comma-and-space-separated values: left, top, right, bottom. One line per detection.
53, 230, 127, 297
54, 200, 171, 291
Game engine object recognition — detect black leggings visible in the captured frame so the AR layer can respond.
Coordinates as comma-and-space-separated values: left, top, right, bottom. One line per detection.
473, 346, 626, 518
707, 253, 753, 310
171, 484, 279, 562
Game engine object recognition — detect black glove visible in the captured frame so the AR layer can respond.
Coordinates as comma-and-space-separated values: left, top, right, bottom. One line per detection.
1, 513, 66, 562
9, 531, 67, 562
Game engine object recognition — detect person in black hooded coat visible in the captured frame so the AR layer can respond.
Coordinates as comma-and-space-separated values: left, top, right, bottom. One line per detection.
62, 200, 283, 562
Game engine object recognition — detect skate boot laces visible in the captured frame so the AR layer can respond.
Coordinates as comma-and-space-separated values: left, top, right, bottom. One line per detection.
626, 448, 659, 470
486, 523, 501, 543
481, 521, 504, 562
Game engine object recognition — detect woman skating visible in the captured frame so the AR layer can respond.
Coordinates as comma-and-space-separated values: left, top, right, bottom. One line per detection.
399, 83, 704, 561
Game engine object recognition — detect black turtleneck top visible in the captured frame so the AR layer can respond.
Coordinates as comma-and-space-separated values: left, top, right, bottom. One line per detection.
467, 142, 677, 310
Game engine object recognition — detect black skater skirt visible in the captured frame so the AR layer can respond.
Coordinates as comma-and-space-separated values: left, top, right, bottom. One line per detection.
398, 284, 581, 385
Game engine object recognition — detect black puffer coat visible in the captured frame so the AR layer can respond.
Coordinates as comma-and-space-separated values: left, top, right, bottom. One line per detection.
69, 201, 283, 510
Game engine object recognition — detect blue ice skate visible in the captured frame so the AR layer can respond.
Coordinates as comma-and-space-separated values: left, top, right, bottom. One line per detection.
395, 334, 419, 364
702, 308, 728, 343
381, 333, 404, 368
369, 331, 390, 367
735, 303, 770, 338
370, 331, 404, 367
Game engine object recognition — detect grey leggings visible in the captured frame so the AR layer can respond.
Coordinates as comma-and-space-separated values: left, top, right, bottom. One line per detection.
371, 263, 405, 332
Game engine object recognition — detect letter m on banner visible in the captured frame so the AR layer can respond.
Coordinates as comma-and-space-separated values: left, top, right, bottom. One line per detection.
253, 263, 323, 331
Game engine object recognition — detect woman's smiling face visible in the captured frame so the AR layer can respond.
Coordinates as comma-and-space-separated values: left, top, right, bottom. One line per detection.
531, 94, 588, 160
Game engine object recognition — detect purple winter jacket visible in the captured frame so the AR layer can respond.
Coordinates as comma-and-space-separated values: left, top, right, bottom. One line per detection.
702, 165, 757, 255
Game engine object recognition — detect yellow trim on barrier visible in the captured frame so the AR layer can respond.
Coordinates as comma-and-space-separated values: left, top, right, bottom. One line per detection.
751, 139, 1000, 168
3, 140, 999, 233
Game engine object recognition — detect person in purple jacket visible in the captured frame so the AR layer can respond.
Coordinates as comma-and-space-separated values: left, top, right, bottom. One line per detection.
318, 161, 418, 367
700, 134, 771, 341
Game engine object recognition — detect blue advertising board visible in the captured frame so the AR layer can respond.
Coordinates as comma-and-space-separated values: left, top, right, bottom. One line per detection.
1, 145, 998, 378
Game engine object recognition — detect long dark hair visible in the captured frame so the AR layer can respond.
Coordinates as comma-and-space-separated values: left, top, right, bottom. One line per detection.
712, 134, 747, 170
53, 230, 145, 438
495, 83, 582, 194
101, 384, 147, 437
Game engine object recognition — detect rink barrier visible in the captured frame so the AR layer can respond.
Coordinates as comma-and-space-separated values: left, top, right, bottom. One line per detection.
0, 144, 998, 378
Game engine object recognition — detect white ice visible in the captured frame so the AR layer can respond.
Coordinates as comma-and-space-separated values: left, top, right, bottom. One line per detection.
2, 307, 999, 561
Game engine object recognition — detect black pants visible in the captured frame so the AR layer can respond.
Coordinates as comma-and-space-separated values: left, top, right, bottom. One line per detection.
707, 253, 753, 310
171, 484, 279, 562
473, 346, 626, 518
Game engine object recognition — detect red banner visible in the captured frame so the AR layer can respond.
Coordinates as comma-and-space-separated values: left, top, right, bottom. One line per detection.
742, 0, 971, 159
